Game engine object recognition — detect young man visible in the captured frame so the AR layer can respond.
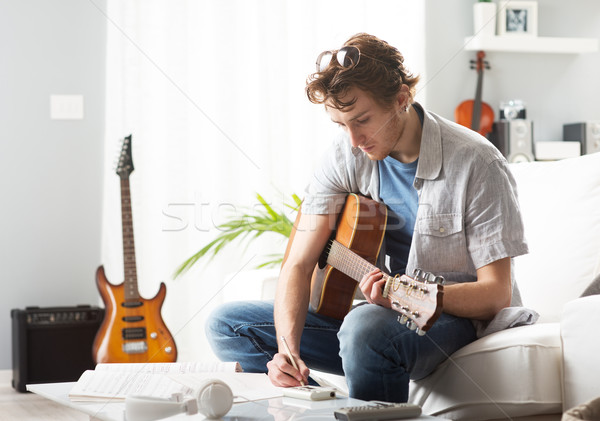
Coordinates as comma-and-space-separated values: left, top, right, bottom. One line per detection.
206, 33, 530, 402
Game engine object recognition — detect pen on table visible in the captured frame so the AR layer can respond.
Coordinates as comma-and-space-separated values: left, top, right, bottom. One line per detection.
280, 335, 306, 386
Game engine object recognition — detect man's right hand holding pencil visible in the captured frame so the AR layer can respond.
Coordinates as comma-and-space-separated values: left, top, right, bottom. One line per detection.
266, 336, 309, 387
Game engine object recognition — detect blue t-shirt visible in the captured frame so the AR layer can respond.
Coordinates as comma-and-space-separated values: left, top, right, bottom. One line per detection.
378, 157, 418, 275
377, 104, 424, 275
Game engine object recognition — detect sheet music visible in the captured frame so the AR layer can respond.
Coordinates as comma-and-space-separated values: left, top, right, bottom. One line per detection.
69, 370, 193, 401
68, 361, 241, 402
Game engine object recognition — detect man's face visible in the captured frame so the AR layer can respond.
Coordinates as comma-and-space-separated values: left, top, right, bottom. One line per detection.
326, 87, 405, 161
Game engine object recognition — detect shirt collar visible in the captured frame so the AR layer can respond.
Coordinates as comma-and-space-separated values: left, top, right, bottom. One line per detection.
414, 103, 442, 181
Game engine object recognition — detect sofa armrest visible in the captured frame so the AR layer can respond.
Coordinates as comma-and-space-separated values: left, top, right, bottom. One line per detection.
561, 295, 600, 412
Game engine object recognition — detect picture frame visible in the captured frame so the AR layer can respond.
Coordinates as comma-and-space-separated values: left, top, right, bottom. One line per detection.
497, 1, 538, 36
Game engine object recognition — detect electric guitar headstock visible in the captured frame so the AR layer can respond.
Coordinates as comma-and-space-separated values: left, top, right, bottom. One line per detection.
116, 134, 134, 180
382, 268, 444, 336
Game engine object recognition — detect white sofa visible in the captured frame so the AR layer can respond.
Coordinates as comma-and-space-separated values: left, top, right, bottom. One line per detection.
235, 152, 600, 420
408, 151, 600, 420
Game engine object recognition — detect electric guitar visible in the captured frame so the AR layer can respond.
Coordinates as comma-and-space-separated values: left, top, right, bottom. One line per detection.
93, 135, 177, 363
288, 194, 444, 335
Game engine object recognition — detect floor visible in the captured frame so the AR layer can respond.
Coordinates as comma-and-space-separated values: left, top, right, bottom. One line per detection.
0, 370, 87, 421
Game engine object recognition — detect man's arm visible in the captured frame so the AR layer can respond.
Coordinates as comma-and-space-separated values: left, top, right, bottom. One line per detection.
443, 256, 512, 320
267, 213, 334, 387
361, 257, 512, 321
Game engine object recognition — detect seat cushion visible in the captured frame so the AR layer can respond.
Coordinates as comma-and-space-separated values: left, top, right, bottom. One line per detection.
561, 295, 600, 412
408, 323, 562, 420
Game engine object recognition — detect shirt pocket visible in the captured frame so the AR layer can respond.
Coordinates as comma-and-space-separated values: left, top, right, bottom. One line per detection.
414, 213, 468, 271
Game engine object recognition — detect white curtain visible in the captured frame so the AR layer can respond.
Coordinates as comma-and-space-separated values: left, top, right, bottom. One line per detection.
102, 0, 425, 362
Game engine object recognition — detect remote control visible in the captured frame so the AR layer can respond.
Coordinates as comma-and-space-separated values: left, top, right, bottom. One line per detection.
334, 401, 422, 421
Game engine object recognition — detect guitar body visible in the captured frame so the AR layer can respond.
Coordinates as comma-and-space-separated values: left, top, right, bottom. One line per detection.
309, 194, 388, 320
93, 265, 177, 363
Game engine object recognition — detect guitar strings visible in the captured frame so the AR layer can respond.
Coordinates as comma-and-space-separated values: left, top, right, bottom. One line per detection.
328, 240, 384, 282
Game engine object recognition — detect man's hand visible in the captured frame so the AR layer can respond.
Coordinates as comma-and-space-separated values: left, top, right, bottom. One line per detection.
359, 269, 391, 308
267, 352, 309, 387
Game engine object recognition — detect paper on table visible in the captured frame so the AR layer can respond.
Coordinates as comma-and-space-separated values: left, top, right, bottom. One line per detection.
93, 361, 242, 374
68, 361, 242, 402
69, 370, 192, 402
168, 372, 284, 403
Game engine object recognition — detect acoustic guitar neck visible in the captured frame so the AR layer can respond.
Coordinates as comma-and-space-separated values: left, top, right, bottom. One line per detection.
326, 239, 384, 284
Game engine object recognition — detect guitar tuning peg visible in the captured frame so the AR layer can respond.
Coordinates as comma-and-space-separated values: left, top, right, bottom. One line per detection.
398, 315, 408, 325
406, 320, 417, 331
434, 276, 445, 285
412, 268, 423, 280
416, 328, 427, 336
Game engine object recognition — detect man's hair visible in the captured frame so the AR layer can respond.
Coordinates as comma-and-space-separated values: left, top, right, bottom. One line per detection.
306, 33, 419, 110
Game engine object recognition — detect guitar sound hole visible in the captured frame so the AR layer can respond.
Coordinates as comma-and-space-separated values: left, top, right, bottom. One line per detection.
122, 327, 147, 340
122, 315, 144, 322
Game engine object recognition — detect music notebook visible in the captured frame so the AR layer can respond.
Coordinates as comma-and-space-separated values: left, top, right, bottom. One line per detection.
68, 361, 243, 402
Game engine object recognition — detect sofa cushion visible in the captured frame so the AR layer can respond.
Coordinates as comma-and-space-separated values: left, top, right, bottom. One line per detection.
408, 323, 562, 420
509, 152, 600, 322
561, 295, 600, 412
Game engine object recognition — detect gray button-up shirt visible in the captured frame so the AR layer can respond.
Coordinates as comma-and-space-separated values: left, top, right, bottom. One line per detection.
303, 105, 535, 336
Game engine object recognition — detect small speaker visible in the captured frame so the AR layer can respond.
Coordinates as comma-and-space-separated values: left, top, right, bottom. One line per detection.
491, 120, 535, 163
563, 121, 600, 155
11, 305, 104, 392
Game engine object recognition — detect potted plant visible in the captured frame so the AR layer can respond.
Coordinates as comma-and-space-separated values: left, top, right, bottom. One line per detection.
173, 193, 301, 278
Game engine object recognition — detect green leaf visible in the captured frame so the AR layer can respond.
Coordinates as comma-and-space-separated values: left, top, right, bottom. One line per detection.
173, 192, 300, 278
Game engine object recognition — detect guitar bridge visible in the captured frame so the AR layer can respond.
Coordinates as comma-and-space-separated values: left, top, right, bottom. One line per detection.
122, 341, 148, 354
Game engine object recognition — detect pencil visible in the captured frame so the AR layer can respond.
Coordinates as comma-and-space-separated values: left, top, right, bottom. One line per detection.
280, 335, 306, 386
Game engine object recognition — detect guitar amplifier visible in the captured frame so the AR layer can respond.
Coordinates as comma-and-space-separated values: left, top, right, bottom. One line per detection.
11, 305, 104, 392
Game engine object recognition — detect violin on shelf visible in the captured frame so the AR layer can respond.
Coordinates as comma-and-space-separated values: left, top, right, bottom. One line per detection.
455, 50, 494, 138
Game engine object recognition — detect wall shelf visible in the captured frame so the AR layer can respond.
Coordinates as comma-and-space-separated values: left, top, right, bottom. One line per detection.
464, 35, 599, 54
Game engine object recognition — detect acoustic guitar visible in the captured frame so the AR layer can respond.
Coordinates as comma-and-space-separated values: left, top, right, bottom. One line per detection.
286, 194, 444, 335
93, 135, 177, 363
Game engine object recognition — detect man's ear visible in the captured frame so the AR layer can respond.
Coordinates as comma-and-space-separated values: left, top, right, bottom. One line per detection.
396, 84, 411, 110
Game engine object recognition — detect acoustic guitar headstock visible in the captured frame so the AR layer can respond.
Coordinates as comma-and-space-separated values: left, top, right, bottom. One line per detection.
382, 268, 444, 336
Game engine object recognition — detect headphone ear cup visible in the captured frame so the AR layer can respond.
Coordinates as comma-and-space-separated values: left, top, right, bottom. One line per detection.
195, 379, 233, 419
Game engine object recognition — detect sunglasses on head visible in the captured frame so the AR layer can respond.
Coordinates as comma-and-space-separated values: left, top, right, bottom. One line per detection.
315, 46, 361, 73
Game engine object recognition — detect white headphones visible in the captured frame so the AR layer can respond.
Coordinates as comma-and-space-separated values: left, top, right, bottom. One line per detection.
125, 379, 233, 421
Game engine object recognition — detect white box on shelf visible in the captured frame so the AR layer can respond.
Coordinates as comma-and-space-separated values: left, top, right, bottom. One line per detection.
534, 141, 581, 161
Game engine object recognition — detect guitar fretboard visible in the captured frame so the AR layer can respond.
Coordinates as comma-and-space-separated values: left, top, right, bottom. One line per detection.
326, 240, 387, 284
120, 178, 140, 301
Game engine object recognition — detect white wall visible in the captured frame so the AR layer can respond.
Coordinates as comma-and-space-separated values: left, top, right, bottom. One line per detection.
0, 1, 106, 369
424, 0, 600, 142
0, 0, 598, 371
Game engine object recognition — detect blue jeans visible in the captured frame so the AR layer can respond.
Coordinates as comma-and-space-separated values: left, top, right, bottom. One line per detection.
205, 300, 476, 402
